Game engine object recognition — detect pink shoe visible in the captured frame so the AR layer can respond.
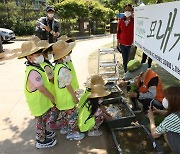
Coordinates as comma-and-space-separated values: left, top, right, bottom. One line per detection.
49, 122, 61, 130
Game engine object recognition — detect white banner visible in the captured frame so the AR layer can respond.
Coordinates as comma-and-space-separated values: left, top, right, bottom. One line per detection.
134, 1, 180, 80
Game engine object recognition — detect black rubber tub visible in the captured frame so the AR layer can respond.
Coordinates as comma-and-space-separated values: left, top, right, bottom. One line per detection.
104, 82, 123, 99
103, 97, 135, 128
111, 125, 163, 154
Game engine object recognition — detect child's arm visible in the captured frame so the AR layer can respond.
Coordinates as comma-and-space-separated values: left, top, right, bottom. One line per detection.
100, 105, 111, 116
37, 85, 55, 105
44, 66, 54, 83
100, 105, 112, 120
66, 84, 79, 103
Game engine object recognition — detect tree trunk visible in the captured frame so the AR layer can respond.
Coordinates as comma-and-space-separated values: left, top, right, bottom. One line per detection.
79, 18, 85, 34
0, 37, 3, 53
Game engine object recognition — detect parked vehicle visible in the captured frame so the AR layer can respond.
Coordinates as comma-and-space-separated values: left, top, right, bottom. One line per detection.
0, 28, 16, 42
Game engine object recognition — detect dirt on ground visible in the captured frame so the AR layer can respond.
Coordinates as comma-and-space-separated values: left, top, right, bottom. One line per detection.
88, 48, 173, 154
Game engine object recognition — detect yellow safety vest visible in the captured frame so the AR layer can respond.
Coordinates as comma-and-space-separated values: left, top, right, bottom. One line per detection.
40, 61, 55, 95
54, 62, 75, 110
78, 88, 91, 112
78, 100, 95, 132
67, 61, 79, 91
24, 65, 53, 116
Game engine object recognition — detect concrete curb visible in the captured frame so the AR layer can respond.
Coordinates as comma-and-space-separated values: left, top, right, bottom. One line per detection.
15, 34, 112, 41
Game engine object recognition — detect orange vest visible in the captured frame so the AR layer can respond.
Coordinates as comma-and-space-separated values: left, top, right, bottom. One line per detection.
136, 69, 164, 102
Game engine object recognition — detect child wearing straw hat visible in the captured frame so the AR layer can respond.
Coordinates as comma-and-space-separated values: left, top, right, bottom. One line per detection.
78, 74, 106, 111
30, 37, 63, 130
58, 35, 79, 92
52, 40, 84, 140
78, 84, 112, 136
18, 41, 57, 149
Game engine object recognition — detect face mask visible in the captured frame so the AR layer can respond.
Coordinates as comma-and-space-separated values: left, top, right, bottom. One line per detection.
34, 55, 44, 64
48, 54, 53, 60
124, 11, 131, 17
47, 13, 54, 18
162, 98, 168, 109
63, 55, 71, 62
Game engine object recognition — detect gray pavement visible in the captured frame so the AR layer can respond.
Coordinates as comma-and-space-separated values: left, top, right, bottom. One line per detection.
0, 35, 116, 154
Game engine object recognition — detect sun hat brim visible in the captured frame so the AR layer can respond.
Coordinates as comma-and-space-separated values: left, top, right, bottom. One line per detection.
53, 42, 75, 61
18, 46, 44, 59
86, 79, 108, 89
124, 63, 148, 80
42, 43, 54, 52
88, 91, 111, 98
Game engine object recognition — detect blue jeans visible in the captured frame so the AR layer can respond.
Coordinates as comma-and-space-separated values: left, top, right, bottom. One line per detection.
119, 44, 131, 72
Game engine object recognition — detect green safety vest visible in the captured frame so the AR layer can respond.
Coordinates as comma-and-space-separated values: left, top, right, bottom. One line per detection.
78, 89, 91, 112
24, 65, 53, 116
54, 62, 75, 110
67, 61, 79, 91
40, 61, 55, 95
78, 100, 95, 132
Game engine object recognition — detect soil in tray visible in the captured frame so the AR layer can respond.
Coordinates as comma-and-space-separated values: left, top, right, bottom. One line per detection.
115, 127, 158, 154
105, 103, 132, 118
105, 84, 119, 92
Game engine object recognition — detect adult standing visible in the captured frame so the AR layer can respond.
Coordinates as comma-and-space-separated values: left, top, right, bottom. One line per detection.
35, 6, 60, 43
117, 4, 134, 73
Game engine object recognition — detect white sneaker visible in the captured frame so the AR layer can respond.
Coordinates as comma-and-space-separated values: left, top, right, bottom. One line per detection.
88, 130, 102, 137
60, 127, 68, 135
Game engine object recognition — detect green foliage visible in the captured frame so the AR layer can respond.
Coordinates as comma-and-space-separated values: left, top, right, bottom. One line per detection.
0, 1, 44, 36
55, 0, 89, 19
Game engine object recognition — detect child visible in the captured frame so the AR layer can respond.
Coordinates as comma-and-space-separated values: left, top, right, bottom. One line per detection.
52, 40, 84, 140
58, 35, 79, 91
78, 74, 105, 111
18, 41, 57, 149
37, 41, 62, 129
79, 84, 112, 136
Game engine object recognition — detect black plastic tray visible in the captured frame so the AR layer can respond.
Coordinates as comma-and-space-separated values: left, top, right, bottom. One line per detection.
103, 97, 136, 128
104, 82, 123, 99
111, 125, 163, 154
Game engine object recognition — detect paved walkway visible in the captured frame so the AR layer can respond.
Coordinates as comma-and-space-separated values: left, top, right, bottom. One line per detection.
0, 35, 116, 154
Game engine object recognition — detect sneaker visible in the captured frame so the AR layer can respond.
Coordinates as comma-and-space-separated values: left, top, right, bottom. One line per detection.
36, 138, 57, 149
88, 130, 102, 137
46, 130, 56, 139
66, 132, 85, 140
60, 127, 68, 135
49, 122, 61, 130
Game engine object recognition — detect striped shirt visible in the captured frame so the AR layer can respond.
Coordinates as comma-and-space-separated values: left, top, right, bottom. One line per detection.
156, 112, 180, 134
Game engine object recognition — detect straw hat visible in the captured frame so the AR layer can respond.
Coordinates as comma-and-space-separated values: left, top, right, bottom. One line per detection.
86, 75, 106, 88
18, 41, 44, 59
88, 84, 110, 98
124, 59, 148, 80
52, 40, 75, 61
58, 35, 76, 43
37, 40, 53, 52
30, 36, 53, 52
29, 36, 41, 44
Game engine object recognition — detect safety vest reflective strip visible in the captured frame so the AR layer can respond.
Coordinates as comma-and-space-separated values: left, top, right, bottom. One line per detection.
67, 61, 79, 91
24, 65, 53, 116
54, 63, 75, 110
